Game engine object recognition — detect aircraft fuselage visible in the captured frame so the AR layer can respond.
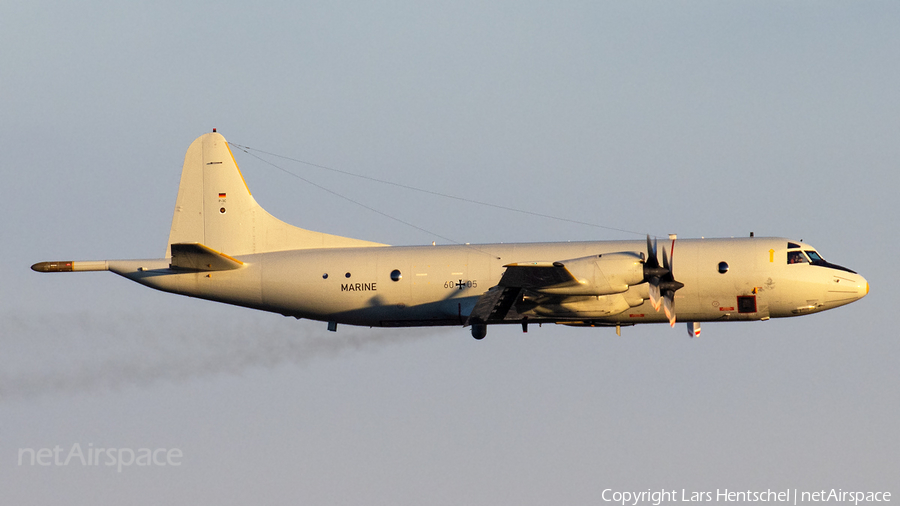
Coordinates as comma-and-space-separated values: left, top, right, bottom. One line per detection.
33, 132, 867, 337
107, 236, 867, 329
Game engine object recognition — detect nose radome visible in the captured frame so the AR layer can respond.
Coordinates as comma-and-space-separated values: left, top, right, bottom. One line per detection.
825, 272, 868, 307
849, 273, 869, 300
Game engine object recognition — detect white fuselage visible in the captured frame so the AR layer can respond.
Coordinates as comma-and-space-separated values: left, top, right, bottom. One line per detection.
35, 133, 867, 335
109, 236, 868, 329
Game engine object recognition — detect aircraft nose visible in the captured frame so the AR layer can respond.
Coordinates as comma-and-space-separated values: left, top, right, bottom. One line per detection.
852, 273, 868, 300
825, 271, 868, 307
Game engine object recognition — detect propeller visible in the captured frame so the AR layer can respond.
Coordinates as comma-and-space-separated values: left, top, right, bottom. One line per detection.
643, 236, 665, 311
643, 235, 685, 327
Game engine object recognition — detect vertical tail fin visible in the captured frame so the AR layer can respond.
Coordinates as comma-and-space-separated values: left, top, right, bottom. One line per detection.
166, 132, 384, 257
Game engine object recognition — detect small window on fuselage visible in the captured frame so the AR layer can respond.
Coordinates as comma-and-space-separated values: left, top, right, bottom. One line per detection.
787, 251, 808, 264
787, 242, 801, 249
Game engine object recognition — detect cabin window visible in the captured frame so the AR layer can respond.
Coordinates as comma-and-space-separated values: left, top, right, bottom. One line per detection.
737, 295, 757, 313
717, 262, 729, 274
390, 269, 402, 282
787, 251, 808, 264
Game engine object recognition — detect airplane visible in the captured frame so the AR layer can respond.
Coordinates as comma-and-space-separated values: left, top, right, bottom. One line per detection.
32, 131, 869, 339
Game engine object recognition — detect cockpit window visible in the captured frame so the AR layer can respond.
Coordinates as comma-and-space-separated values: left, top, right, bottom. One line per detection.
805, 251, 822, 262
787, 251, 808, 264
787, 242, 801, 249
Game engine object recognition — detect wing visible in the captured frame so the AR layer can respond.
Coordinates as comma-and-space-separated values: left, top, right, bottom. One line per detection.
466, 285, 523, 325
466, 262, 577, 325
496, 262, 582, 289
466, 252, 647, 325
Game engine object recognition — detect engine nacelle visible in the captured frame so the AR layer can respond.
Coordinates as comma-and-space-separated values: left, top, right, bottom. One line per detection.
525, 293, 632, 318
538, 252, 645, 296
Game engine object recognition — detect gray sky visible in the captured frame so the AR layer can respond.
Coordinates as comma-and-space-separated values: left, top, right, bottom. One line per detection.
2, 1, 897, 504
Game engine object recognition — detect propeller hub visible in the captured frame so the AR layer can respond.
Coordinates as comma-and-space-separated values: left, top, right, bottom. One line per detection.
643, 265, 669, 278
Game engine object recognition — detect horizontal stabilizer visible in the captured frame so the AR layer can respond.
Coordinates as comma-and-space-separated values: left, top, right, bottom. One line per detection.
170, 243, 244, 271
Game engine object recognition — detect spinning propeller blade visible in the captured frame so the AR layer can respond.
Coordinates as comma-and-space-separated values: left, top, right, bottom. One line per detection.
649, 279, 661, 311
643, 235, 684, 327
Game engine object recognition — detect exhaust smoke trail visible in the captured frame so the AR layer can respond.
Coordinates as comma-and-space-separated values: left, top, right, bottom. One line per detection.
0, 311, 446, 400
